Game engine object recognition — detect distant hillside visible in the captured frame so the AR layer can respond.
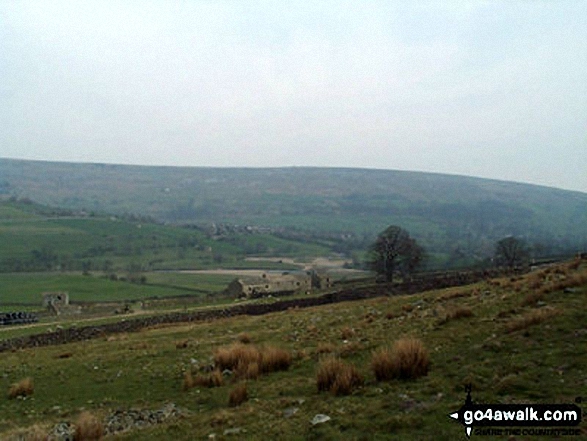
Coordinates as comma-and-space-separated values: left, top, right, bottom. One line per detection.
1, 158, 586, 267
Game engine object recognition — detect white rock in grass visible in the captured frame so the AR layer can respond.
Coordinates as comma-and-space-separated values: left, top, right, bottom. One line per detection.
311, 414, 331, 425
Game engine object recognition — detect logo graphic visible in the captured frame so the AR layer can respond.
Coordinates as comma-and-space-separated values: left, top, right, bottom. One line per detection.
449, 384, 582, 438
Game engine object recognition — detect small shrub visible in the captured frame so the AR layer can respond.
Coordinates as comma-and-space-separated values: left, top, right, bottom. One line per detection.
228, 383, 248, 407
371, 338, 430, 381
74, 411, 104, 441
316, 357, 363, 395
8, 377, 34, 399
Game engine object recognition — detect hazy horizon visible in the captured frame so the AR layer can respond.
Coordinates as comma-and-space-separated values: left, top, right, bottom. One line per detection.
1, 1, 586, 193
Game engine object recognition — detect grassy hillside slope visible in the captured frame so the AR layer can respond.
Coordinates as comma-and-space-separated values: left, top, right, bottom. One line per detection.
0, 198, 330, 273
1, 260, 585, 440
2, 158, 586, 267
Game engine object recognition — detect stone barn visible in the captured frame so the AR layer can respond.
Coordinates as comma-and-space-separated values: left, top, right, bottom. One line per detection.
227, 272, 314, 299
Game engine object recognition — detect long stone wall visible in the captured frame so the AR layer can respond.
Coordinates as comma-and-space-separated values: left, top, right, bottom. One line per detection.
0, 268, 510, 352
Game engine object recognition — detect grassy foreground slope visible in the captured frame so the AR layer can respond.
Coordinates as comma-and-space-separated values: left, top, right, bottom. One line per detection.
1, 260, 585, 440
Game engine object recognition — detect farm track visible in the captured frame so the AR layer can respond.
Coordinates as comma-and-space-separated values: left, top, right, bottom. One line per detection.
0, 268, 510, 352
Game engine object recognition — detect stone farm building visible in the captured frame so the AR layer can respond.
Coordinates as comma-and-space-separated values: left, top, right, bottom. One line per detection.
226, 271, 331, 299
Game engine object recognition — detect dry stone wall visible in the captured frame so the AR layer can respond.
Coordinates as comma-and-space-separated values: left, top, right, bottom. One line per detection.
0, 268, 510, 352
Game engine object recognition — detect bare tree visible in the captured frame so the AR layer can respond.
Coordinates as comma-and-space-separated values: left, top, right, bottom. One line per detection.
494, 236, 529, 268
368, 226, 425, 282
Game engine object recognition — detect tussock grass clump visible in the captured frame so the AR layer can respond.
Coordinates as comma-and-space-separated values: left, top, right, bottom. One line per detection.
521, 291, 545, 306
315, 342, 336, 354
7, 377, 34, 399
506, 308, 560, 333
228, 383, 248, 407
236, 361, 259, 380
74, 411, 104, 441
236, 332, 252, 344
196, 369, 224, 388
259, 346, 292, 373
213, 343, 291, 380
214, 343, 260, 371
5, 425, 48, 441
175, 339, 189, 349
371, 338, 430, 381
316, 357, 363, 395
438, 289, 472, 301
182, 370, 194, 391
439, 306, 474, 324
340, 326, 355, 340
184, 369, 223, 390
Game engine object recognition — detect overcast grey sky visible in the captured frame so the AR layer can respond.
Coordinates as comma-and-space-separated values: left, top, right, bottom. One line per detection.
1, 1, 586, 192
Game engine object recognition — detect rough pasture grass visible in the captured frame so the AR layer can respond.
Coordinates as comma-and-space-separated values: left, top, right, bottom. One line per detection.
0, 261, 585, 440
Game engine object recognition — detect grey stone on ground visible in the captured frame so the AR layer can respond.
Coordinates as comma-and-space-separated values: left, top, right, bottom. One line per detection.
311, 414, 331, 425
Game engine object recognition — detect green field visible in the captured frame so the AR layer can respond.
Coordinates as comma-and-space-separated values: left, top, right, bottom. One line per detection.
0, 272, 243, 307
0, 198, 335, 274
0, 261, 585, 440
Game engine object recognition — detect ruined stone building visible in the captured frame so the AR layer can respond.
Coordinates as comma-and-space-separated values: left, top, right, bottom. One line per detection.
42, 291, 79, 315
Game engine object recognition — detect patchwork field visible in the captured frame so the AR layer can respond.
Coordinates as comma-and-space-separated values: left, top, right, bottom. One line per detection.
0, 259, 585, 440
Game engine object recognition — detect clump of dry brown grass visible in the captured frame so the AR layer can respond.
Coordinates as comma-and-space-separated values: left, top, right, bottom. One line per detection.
214, 343, 260, 371
371, 338, 430, 381
316, 357, 363, 395
505, 308, 560, 333
213, 343, 291, 380
315, 342, 336, 355
183, 369, 223, 390
340, 326, 355, 340
175, 339, 189, 349
521, 291, 545, 306
7, 377, 34, 399
182, 370, 194, 390
339, 341, 363, 358
228, 383, 248, 407
438, 306, 474, 324
236, 332, 252, 344
437, 289, 474, 302
385, 311, 398, 320
259, 346, 292, 374
74, 411, 104, 441
236, 361, 259, 380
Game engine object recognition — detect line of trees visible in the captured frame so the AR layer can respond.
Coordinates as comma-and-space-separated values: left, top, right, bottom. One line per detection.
368, 225, 536, 282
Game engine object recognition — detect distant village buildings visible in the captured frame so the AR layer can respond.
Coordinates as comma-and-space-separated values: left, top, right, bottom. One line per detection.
226, 271, 332, 299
